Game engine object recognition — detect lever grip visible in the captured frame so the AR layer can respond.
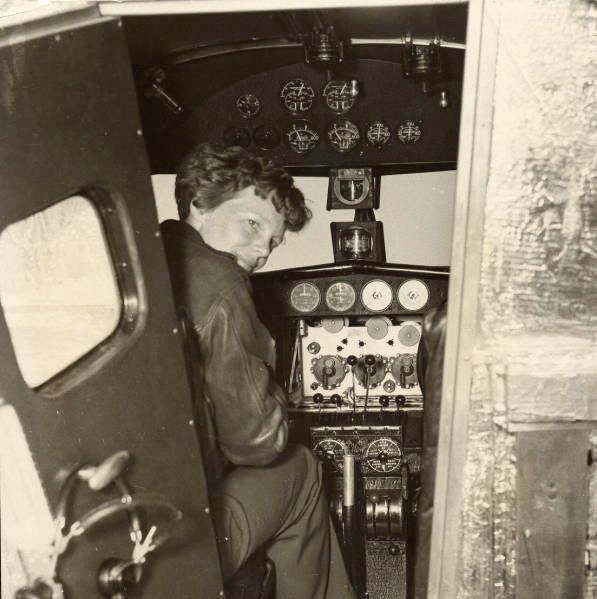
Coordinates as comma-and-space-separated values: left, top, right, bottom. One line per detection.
88, 450, 130, 491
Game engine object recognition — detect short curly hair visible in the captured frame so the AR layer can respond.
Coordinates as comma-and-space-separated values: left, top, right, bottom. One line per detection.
175, 143, 311, 232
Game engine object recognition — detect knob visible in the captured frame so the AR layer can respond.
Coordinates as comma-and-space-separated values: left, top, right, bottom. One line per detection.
395, 395, 406, 408
379, 396, 390, 408
313, 393, 324, 404
378, 452, 389, 462
364, 354, 376, 366
331, 394, 342, 406
346, 355, 358, 366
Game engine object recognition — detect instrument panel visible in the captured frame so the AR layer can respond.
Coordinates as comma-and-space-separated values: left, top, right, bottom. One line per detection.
186, 58, 463, 169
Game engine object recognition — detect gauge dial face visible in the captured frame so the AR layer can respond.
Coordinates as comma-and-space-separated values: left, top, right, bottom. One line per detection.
327, 118, 361, 153
366, 121, 391, 147
285, 121, 319, 154
397, 279, 429, 311
365, 438, 402, 473
314, 438, 348, 472
361, 279, 393, 312
236, 93, 261, 118
325, 281, 356, 312
322, 79, 357, 114
253, 125, 280, 150
290, 282, 320, 313
398, 323, 421, 347
223, 126, 251, 148
397, 120, 422, 144
366, 317, 392, 340
280, 78, 315, 114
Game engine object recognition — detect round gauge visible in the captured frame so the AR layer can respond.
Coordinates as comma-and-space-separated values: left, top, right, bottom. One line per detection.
236, 93, 261, 118
290, 282, 320, 313
326, 118, 361, 153
223, 126, 251, 148
285, 121, 319, 154
253, 125, 280, 150
396, 120, 422, 144
365, 438, 402, 473
322, 79, 357, 114
312, 355, 347, 389
314, 438, 348, 472
321, 317, 348, 334
280, 78, 315, 114
366, 317, 392, 340
361, 279, 393, 312
325, 281, 356, 312
398, 323, 421, 347
366, 121, 392, 148
397, 279, 429, 311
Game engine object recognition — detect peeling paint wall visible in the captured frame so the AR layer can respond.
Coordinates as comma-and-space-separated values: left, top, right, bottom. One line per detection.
456, 1, 597, 597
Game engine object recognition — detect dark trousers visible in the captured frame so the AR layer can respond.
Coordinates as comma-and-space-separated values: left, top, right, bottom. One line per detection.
212, 444, 356, 599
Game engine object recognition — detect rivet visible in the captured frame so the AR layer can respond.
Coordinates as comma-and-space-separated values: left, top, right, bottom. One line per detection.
524, 528, 531, 538
189, 419, 194, 426
117, 20, 122, 28
54, 34, 61, 42
172, 327, 179, 334
219, 592, 224, 597
155, 231, 161, 237
121, 262, 127, 268
204, 507, 210, 514
137, 129, 143, 136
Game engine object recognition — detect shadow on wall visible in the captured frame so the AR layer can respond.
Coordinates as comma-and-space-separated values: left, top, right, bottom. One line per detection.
152, 171, 457, 269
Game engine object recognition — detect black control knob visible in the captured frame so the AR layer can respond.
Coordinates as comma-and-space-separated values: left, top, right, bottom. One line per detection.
379, 396, 390, 408
347, 355, 358, 366
364, 354, 376, 366
313, 393, 324, 404
378, 451, 389, 462
331, 394, 343, 406
395, 395, 406, 408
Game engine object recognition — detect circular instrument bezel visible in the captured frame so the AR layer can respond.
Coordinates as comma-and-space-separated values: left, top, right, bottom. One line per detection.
326, 118, 361, 153
322, 78, 357, 114
366, 121, 392, 147
280, 78, 315, 115
289, 282, 321, 313
397, 279, 430, 311
396, 120, 422, 144
325, 281, 357, 312
361, 279, 393, 312
365, 438, 402, 474
252, 124, 280, 150
313, 438, 348, 471
285, 120, 319, 154
235, 93, 261, 118
223, 126, 251, 148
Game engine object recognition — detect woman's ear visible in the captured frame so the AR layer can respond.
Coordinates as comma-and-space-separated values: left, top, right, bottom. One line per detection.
186, 199, 208, 228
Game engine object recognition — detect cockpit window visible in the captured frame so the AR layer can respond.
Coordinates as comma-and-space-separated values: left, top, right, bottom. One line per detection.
0, 195, 122, 388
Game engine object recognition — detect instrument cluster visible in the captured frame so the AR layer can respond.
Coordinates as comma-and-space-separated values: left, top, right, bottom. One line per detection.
189, 58, 462, 168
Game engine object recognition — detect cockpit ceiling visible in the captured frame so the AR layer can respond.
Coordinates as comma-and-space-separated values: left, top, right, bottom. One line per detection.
123, 5, 468, 68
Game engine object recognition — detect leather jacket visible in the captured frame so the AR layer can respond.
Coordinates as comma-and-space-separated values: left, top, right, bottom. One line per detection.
161, 220, 288, 484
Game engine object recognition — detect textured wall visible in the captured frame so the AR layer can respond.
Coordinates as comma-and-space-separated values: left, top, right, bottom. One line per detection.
456, 1, 597, 597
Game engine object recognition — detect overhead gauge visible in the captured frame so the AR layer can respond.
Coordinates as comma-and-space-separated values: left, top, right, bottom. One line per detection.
397, 279, 429, 311
223, 126, 251, 148
253, 125, 280, 150
322, 79, 357, 114
314, 438, 348, 472
285, 121, 319, 154
365, 438, 402, 474
236, 93, 261, 118
361, 279, 393, 312
327, 118, 361, 153
290, 282, 320, 313
280, 78, 315, 114
325, 281, 356, 312
396, 120, 422, 144
366, 121, 391, 148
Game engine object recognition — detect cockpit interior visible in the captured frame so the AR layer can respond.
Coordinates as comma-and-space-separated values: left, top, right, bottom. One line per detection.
11, 2, 579, 599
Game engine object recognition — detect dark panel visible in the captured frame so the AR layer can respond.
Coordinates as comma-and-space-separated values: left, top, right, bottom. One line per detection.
147, 55, 462, 172
516, 429, 590, 599
0, 12, 222, 598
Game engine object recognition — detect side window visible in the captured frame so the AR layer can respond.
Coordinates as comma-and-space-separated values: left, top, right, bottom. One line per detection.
0, 195, 122, 388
